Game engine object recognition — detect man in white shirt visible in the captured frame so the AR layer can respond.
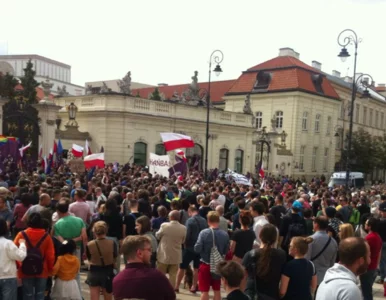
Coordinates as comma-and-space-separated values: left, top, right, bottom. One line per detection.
217, 186, 226, 207
95, 187, 107, 207
249, 201, 268, 247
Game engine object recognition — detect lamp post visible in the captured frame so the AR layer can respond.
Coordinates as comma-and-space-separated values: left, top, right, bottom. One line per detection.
337, 29, 373, 189
204, 50, 223, 180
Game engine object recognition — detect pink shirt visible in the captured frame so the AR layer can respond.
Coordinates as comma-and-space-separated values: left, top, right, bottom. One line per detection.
69, 201, 90, 224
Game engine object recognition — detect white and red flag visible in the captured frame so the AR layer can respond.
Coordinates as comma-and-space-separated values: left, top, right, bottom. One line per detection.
72, 144, 84, 158
160, 133, 194, 152
85, 139, 92, 155
38, 144, 43, 159
19, 141, 32, 157
175, 149, 187, 162
259, 161, 265, 178
84, 153, 105, 169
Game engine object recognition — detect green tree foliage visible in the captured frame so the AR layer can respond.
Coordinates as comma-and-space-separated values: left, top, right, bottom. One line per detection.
150, 87, 161, 101
20, 59, 39, 104
0, 72, 18, 99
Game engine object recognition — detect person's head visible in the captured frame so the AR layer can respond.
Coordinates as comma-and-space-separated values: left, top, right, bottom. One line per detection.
157, 206, 168, 218
56, 198, 70, 215
39, 193, 51, 206
216, 260, 245, 291
92, 221, 108, 237
121, 235, 152, 265
215, 205, 224, 216
379, 202, 386, 218
27, 212, 44, 229
313, 216, 329, 232
275, 194, 284, 205
129, 198, 138, 210
339, 237, 370, 275
207, 211, 220, 227
188, 205, 198, 217
303, 208, 312, 219
74, 189, 86, 201
239, 210, 252, 227
0, 218, 8, 237
20, 193, 31, 207
95, 187, 102, 196
59, 240, 77, 256
365, 217, 379, 233
291, 200, 303, 213
168, 210, 180, 221
202, 195, 210, 206
259, 223, 278, 247
0, 196, 6, 210
135, 216, 151, 234
265, 213, 276, 226
289, 236, 313, 257
74, 181, 81, 188
325, 207, 337, 219
339, 223, 355, 240
249, 201, 265, 217
52, 189, 62, 200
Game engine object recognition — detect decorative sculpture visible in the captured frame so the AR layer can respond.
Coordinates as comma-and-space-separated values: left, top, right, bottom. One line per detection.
243, 94, 252, 115
271, 114, 277, 131
57, 85, 69, 97
100, 82, 109, 93
189, 71, 200, 100
41, 77, 53, 100
85, 85, 93, 95
117, 71, 132, 94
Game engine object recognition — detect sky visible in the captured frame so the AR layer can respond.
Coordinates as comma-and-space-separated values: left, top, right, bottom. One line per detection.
0, 0, 385, 87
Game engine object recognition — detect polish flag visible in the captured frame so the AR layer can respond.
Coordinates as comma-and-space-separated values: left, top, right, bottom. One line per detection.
19, 141, 32, 157
43, 156, 48, 173
85, 139, 92, 155
48, 148, 53, 161
84, 153, 105, 169
259, 162, 265, 179
175, 149, 187, 162
72, 144, 84, 158
160, 133, 194, 152
38, 144, 43, 159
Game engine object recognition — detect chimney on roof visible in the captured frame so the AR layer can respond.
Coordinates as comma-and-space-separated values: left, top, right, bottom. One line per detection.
158, 83, 168, 87
344, 76, 353, 83
312, 61, 322, 70
332, 70, 341, 78
279, 47, 299, 59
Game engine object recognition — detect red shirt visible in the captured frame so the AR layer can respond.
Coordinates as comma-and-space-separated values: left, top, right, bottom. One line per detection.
366, 231, 382, 270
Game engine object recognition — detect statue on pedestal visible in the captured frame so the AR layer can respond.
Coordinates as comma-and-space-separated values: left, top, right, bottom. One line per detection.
41, 77, 53, 101
100, 82, 109, 93
57, 85, 69, 97
117, 71, 132, 94
86, 85, 93, 95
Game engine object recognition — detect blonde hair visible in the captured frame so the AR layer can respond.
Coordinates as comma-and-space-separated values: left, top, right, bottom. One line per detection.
207, 211, 220, 223
291, 236, 313, 255
93, 221, 108, 236
339, 223, 355, 241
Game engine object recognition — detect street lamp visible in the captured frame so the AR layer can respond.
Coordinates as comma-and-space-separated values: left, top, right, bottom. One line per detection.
337, 29, 373, 189
205, 50, 224, 180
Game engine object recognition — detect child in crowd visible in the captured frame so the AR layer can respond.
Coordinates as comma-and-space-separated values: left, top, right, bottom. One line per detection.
51, 240, 82, 300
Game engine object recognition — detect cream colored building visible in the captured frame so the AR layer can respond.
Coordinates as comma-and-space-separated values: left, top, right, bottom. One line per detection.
55, 47, 385, 179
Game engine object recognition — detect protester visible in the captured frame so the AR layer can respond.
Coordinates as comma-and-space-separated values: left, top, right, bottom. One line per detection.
250, 201, 268, 247
230, 210, 255, 263
135, 215, 158, 268
0, 195, 13, 232
216, 260, 249, 300
12, 193, 31, 236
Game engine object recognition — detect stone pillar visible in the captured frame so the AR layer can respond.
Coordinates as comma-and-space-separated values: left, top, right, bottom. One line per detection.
0, 97, 9, 135
33, 101, 61, 156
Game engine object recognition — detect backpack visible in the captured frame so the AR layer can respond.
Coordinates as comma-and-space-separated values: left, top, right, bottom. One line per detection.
21, 231, 48, 276
283, 219, 306, 247
209, 229, 223, 279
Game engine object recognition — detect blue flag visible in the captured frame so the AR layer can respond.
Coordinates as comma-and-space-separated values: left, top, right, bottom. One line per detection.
57, 139, 63, 155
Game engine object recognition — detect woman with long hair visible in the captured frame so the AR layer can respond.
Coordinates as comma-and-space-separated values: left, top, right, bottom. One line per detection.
135, 216, 158, 268
339, 223, 355, 241
230, 210, 255, 263
242, 224, 286, 299
279, 237, 317, 300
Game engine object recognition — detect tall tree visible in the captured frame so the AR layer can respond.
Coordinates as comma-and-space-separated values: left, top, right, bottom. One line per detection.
150, 87, 161, 101
0, 72, 18, 99
20, 59, 39, 104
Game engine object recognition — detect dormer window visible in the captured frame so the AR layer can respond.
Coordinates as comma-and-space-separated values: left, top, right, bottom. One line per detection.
253, 71, 271, 90
311, 74, 324, 94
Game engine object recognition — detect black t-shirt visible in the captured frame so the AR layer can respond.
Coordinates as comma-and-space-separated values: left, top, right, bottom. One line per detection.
199, 206, 212, 220
269, 205, 287, 228
242, 248, 287, 299
226, 289, 250, 300
231, 229, 255, 259
312, 199, 321, 217
282, 258, 315, 300
379, 218, 386, 242
123, 212, 142, 236
100, 212, 123, 240
279, 213, 306, 247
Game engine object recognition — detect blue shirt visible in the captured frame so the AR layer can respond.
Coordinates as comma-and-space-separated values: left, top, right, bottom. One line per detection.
194, 227, 229, 264
185, 215, 208, 250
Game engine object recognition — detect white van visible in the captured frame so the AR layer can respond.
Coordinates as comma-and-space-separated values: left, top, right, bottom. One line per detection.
328, 172, 365, 189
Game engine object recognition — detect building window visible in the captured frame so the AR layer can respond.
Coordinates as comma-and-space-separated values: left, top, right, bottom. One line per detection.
256, 112, 263, 129
376, 111, 379, 128
326, 116, 331, 135
155, 144, 166, 156
315, 114, 321, 132
253, 71, 271, 90
312, 147, 318, 172
302, 112, 308, 131
363, 107, 367, 125
219, 148, 229, 171
355, 104, 360, 123
134, 142, 147, 166
381, 113, 385, 129
323, 148, 329, 171
369, 109, 373, 127
234, 149, 244, 173
299, 146, 306, 171
311, 74, 324, 94
276, 111, 283, 129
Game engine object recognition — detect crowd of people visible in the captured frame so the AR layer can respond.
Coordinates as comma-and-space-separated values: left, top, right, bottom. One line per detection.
0, 165, 386, 300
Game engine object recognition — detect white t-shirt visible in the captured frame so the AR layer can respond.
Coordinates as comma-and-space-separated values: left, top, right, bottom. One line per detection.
218, 194, 226, 206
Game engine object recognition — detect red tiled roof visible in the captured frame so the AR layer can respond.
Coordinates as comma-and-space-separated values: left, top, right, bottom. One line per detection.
131, 80, 235, 103
15, 84, 54, 101
376, 86, 386, 92
227, 56, 340, 100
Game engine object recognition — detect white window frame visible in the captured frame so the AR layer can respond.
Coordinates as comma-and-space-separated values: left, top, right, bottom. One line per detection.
315, 114, 321, 133
312, 147, 318, 172
276, 111, 283, 129
256, 111, 263, 129
302, 112, 308, 131
299, 146, 306, 171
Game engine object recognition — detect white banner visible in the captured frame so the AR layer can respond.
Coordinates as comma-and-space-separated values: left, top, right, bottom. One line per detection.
149, 153, 170, 177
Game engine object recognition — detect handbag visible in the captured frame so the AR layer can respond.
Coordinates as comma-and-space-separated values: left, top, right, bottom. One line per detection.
95, 240, 115, 293
210, 229, 223, 279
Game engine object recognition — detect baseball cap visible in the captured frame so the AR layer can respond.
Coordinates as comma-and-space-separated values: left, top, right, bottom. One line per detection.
292, 200, 303, 211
